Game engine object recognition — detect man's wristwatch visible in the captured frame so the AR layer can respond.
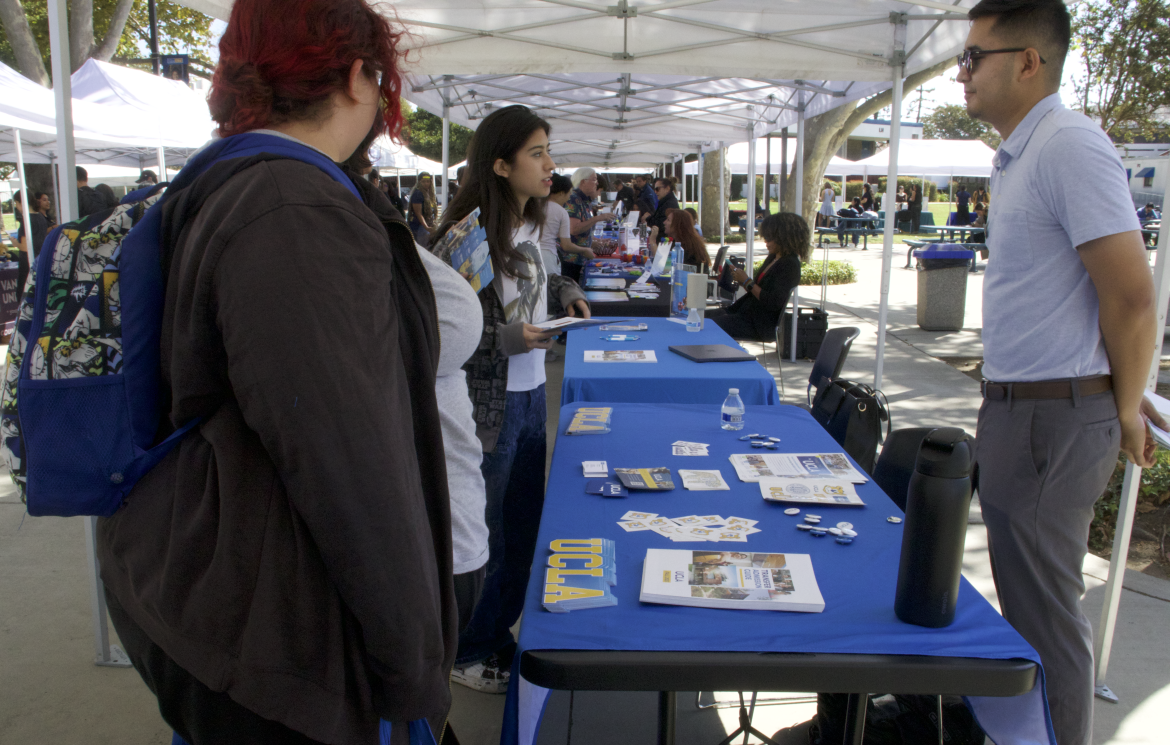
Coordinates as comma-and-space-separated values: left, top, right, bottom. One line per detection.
743, 279, 755, 291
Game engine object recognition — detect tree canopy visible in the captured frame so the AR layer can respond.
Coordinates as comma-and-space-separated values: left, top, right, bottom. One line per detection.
921, 104, 1001, 149
402, 105, 475, 165
0, 0, 214, 84
1071, 0, 1170, 141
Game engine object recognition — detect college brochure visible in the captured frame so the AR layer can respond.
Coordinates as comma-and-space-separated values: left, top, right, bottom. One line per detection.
535, 317, 623, 332
584, 350, 658, 363
434, 207, 493, 293
729, 453, 868, 484
585, 278, 628, 289
564, 407, 613, 435
639, 549, 824, 612
759, 478, 865, 506
542, 538, 618, 613
614, 467, 676, 490
585, 291, 629, 302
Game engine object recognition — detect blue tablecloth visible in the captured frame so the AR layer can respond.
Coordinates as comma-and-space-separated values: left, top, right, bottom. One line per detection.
504, 403, 1053, 745
561, 317, 779, 406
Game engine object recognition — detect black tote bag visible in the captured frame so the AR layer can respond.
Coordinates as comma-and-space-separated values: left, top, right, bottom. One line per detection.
810, 378, 891, 473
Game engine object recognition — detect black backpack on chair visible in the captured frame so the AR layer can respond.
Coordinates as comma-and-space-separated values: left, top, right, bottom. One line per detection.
810, 378, 890, 473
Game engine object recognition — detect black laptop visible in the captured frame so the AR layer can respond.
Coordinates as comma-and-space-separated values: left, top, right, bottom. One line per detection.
668, 344, 756, 363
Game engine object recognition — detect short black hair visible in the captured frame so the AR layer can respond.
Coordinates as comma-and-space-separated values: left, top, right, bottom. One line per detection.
550, 174, 573, 195
76, 165, 88, 182
758, 213, 811, 263
968, 0, 1071, 78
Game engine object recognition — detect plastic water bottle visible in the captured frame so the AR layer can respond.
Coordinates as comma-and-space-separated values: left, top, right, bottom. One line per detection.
686, 307, 701, 332
721, 388, 745, 431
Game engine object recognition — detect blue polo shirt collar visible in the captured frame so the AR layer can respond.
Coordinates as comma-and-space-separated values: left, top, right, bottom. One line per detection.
994, 93, 1062, 169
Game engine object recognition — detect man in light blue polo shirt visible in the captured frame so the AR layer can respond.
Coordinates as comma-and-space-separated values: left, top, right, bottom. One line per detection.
960, 2, 1160, 743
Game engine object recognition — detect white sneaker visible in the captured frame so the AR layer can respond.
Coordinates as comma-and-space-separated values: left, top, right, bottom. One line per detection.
451, 654, 510, 694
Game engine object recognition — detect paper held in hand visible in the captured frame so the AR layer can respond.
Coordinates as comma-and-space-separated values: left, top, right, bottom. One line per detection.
534, 317, 625, 332
640, 549, 824, 612
1143, 390, 1170, 449
729, 453, 868, 484
759, 478, 864, 506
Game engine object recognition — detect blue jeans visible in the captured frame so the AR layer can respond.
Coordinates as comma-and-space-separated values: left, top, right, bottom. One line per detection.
456, 385, 547, 666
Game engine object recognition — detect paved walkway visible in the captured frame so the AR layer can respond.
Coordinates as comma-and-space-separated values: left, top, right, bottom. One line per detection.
2, 243, 1167, 744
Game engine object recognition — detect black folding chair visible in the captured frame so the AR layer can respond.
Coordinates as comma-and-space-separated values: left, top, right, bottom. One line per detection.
805, 326, 860, 406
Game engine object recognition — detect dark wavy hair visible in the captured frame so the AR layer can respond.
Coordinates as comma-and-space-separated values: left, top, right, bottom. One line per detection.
759, 213, 811, 263
432, 105, 550, 280
209, 0, 407, 144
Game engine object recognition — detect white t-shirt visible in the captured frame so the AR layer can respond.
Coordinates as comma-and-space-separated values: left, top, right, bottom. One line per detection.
500, 222, 547, 392
540, 201, 571, 275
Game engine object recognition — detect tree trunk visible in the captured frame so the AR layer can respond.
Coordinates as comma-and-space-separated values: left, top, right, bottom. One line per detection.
795, 60, 956, 228
69, 0, 95, 69
0, 0, 50, 85
91, 0, 136, 62
700, 147, 731, 240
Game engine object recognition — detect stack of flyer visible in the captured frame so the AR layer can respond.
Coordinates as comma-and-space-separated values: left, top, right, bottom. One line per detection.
729, 453, 868, 484
542, 538, 619, 613
640, 549, 824, 612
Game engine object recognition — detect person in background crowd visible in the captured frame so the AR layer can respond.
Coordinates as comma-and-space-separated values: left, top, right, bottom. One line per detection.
956, 182, 972, 224
972, 185, 989, 206
542, 173, 592, 275
646, 176, 680, 237
379, 174, 406, 214
818, 182, 836, 228
96, 1, 458, 743
136, 169, 159, 186
409, 172, 438, 246
11, 190, 50, 291
613, 177, 636, 214
908, 183, 924, 233
959, 2, 1165, 743
970, 201, 988, 242
76, 166, 107, 218
707, 212, 808, 342
651, 207, 710, 269
431, 105, 589, 695
859, 182, 875, 212
563, 167, 614, 281
1137, 202, 1160, 224
684, 206, 698, 223
94, 183, 119, 210
633, 173, 657, 217
367, 170, 382, 189
836, 196, 864, 248
896, 184, 907, 211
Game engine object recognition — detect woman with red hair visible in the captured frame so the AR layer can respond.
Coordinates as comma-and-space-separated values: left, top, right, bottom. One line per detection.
96, 1, 455, 743
652, 207, 711, 269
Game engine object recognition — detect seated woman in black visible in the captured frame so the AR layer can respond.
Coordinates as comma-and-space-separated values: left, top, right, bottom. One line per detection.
707, 212, 810, 342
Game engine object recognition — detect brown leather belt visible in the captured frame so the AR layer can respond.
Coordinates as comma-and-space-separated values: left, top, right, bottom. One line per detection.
981, 374, 1112, 401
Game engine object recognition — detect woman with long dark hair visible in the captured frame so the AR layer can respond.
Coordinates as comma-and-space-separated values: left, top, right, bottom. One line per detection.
657, 207, 710, 269
707, 212, 810, 342
95, 1, 457, 742
432, 104, 589, 694
409, 171, 437, 245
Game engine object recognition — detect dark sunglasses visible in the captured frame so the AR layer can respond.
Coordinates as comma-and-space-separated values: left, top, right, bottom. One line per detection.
957, 48, 1046, 75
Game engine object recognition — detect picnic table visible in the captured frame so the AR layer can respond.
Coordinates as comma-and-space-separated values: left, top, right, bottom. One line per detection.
815, 215, 884, 248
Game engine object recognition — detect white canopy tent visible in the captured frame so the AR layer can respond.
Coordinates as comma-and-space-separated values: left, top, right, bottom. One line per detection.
848, 137, 995, 175
683, 139, 857, 176
100, 0, 1169, 703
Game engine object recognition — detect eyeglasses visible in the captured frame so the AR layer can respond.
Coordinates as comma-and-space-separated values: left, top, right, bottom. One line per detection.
957, 48, 1045, 75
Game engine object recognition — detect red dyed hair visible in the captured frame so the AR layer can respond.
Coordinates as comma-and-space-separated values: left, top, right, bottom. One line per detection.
209, 0, 406, 141
666, 208, 711, 267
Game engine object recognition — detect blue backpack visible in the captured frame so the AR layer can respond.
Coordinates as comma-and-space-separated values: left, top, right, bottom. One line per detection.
0, 133, 360, 517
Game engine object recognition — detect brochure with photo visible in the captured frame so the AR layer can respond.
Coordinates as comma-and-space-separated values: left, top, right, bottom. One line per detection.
729, 453, 868, 484
759, 478, 865, 506
679, 470, 730, 490
543, 538, 618, 613
584, 350, 658, 363
614, 467, 676, 490
640, 549, 824, 612
433, 207, 493, 293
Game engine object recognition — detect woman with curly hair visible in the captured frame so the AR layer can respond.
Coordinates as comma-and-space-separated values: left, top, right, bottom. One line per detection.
708, 212, 810, 342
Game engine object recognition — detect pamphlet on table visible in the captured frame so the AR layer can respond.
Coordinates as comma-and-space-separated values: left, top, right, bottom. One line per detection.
617, 513, 760, 542
542, 538, 618, 613
729, 453, 868, 484
639, 549, 824, 612
534, 317, 622, 332
598, 323, 648, 331
585, 291, 629, 302
679, 469, 730, 490
585, 277, 628, 290
614, 467, 675, 490
433, 207, 493, 293
584, 350, 658, 363
759, 478, 865, 506
564, 406, 613, 435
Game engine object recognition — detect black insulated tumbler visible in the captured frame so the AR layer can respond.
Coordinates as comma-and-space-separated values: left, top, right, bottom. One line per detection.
894, 427, 974, 628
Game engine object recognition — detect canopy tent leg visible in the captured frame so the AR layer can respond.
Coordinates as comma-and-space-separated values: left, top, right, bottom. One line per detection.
697, 149, 703, 231
441, 104, 450, 213
13, 129, 35, 268
746, 130, 757, 277
764, 133, 772, 215
790, 95, 806, 362
1094, 215, 1170, 702
719, 142, 726, 242
875, 15, 907, 390
156, 146, 167, 183
780, 127, 788, 213
679, 156, 686, 208
49, 0, 126, 669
